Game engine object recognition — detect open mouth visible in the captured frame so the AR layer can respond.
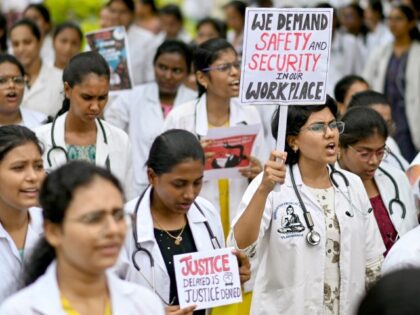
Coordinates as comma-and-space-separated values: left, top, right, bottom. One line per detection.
229, 80, 240, 88
6, 91, 18, 102
326, 143, 336, 155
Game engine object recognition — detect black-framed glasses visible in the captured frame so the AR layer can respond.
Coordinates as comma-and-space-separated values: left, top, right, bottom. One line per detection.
201, 60, 241, 73
302, 121, 345, 135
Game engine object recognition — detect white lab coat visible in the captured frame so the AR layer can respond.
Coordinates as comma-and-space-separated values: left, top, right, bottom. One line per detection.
127, 25, 159, 86
0, 108, 46, 130
327, 30, 365, 96
0, 207, 43, 304
116, 186, 225, 305
104, 82, 197, 193
163, 94, 266, 223
381, 225, 420, 275
21, 62, 63, 117
35, 112, 137, 200
20, 107, 47, 129
228, 165, 385, 315
383, 137, 409, 171
0, 261, 165, 315
375, 163, 418, 237
363, 42, 420, 149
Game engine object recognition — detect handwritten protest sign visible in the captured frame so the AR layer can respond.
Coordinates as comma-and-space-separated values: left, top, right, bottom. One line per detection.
86, 26, 133, 92
203, 124, 259, 180
240, 8, 333, 105
174, 248, 242, 310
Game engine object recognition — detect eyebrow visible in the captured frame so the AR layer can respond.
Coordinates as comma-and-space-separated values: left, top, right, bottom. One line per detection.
354, 144, 386, 151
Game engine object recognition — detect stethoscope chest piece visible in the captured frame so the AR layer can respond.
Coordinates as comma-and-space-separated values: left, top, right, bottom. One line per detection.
306, 230, 321, 246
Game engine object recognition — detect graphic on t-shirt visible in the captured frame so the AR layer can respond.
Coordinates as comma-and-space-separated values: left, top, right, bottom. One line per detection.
277, 205, 305, 234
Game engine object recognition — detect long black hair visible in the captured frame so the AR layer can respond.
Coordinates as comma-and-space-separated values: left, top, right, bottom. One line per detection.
153, 39, 192, 73
193, 38, 236, 97
10, 18, 42, 42
271, 95, 338, 165
392, 4, 420, 41
146, 129, 205, 175
0, 125, 43, 161
53, 21, 83, 43
56, 51, 110, 117
23, 161, 123, 286
339, 107, 388, 148
0, 53, 25, 76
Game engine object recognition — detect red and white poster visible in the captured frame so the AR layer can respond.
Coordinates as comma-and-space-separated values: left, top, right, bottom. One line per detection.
174, 248, 242, 310
203, 124, 259, 180
86, 26, 133, 92
239, 8, 333, 105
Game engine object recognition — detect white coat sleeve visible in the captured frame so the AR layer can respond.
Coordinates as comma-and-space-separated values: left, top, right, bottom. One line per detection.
122, 140, 137, 200
354, 176, 386, 261
227, 173, 272, 257
104, 92, 130, 132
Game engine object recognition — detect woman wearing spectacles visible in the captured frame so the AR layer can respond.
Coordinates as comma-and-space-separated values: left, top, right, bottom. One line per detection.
229, 96, 385, 315
0, 161, 165, 315
164, 38, 265, 241
339, 106, 418, 256
0, 54, 46, 128
0, 125, 45, 304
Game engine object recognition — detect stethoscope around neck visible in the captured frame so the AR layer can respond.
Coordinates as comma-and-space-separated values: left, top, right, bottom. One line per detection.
131, 186, 221, 305
288, 163, 356, 246
46, 115, 110, 170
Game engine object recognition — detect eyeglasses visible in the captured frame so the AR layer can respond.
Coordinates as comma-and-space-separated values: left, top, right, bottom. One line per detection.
201, 60, 241, 73
348, 145, 389, 161
0, 76, 25, 87
302, 121, 345, 134
68, 208, 132, 229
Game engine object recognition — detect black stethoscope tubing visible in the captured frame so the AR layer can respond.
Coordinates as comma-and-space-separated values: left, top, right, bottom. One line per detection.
46, 116, 110, 170
289, 164, 350, 246
131, 186, 221, 303
378, 166, 406, 219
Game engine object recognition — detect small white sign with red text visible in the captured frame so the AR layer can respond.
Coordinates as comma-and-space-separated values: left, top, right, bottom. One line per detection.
174, 248, 242, 310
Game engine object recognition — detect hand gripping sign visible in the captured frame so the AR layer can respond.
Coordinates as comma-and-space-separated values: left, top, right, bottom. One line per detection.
239, 8, 333, 187
174, 248, 242, 310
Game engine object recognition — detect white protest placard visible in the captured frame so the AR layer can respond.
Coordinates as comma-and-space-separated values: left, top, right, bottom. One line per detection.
240, 8, 333, 105
203, 124, 260, 180
174, 247, 242, 310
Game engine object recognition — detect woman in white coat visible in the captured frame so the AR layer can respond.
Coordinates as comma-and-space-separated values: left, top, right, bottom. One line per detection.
0, 54, 46, 128
229, 96, 385, 315
164, 38, 265, 238
339, 107, 418, 255
35, 52, 136, 199
0, 125, 45, 304
363, 4, 420, 161
105, 39, 197, 193
347, 90, 409, 171
116, 129, 250, 315
0, 161, 164, 315
9, 19, 63, 117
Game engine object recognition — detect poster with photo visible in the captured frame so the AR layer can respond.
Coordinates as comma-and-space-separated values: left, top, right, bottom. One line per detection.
203, 124, 259, 180
86, 26, 133, 91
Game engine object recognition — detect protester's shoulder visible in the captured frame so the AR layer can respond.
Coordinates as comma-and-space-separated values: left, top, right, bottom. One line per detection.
102, 119, 130, 145
0, 280, 42, 314
167, 98, 198, 118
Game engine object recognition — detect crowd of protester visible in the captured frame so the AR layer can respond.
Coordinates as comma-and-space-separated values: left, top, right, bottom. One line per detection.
0, 0, 420, 314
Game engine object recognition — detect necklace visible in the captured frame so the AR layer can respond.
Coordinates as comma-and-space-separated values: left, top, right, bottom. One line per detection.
153, 215, 186, 245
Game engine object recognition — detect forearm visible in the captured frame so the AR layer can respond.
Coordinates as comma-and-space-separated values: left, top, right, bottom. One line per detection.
233, 186, 270, 249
